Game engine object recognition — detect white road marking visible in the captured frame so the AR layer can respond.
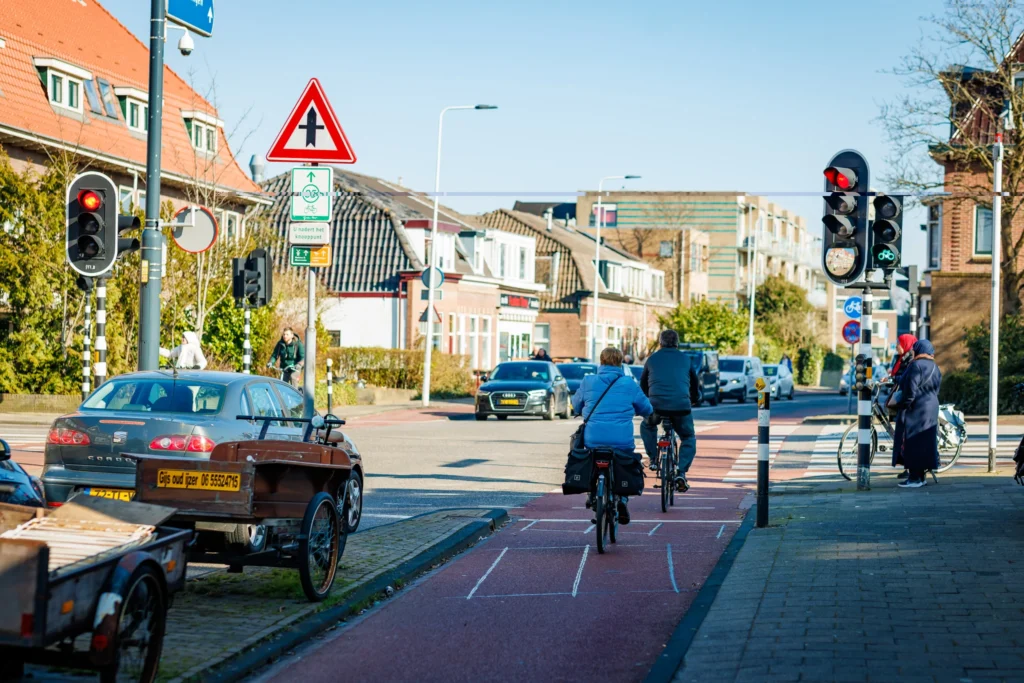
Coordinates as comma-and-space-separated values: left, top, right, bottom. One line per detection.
648, 522, 663, 537
361, 513, 411, 520
521, 520, 538, 531
583, 524, 595, 534
572, 545, 589, 597
667, 544, 679, 593
474, 592, 572, 599
716, 524, 725, 539
518, 518, 743, 524
467, 547, 508, 600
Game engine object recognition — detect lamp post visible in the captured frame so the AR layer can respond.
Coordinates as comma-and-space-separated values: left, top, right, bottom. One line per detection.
746, 205, 761, 357
989, 100, 1013, 472
592, 174, 640, 360
421, 104, 497, 408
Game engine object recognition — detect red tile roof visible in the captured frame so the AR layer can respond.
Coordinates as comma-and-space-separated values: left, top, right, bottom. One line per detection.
0, 0, 260, 197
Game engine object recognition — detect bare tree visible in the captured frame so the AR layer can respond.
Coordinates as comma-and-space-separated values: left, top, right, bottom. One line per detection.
880, 0, 1024, 313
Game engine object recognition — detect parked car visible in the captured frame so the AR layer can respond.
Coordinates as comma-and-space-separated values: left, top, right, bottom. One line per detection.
683, 347, 720, 406
763, 363, 795, 400
718, 355, 763, 403
41, 370, 366, 543
626, 364, 644, 384
476, 361, 570, 421
839, 368, 853, 395
557, 362, 599, 395
0, 438, 45, 507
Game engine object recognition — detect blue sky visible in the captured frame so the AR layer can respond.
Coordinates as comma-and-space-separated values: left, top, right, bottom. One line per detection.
101, 0, 945, 268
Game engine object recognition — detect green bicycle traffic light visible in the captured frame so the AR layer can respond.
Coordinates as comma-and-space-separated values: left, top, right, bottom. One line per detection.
870, 194, 903, 272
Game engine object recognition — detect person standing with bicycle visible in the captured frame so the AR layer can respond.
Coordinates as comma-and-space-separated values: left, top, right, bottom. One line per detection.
639, 330, 701, 492
571, 347, 652, 524
886, 334, 918, 479
267, 327, 305, 387
893, 339, 942, 489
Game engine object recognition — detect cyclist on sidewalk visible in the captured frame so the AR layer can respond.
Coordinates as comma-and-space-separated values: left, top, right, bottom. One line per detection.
571, 346, 652, 524
639, 329, 701, 492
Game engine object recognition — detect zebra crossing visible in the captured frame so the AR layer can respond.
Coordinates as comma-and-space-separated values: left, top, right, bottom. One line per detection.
955, 426, 1020, 467
804, 425, 847, 479
722, 424, 797, 483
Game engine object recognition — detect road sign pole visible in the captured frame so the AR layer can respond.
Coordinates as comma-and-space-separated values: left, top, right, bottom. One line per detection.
138, 0, 166, 371
989, 133, 1003, 474
847, 349, 854, 415
858, 292, 873, 491
303, 170, 319, 416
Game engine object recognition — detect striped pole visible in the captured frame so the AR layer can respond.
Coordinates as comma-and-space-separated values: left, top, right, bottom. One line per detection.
94, 277, 107, 388
242, 300, 251, 374
326, 357, 333, 414
82, 288, 92, 400
858, 291, 873, 490
756, 376, 770, 528
909, 296, 918, 338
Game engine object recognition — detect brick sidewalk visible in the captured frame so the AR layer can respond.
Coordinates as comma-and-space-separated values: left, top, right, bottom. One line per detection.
673, 470, 1024, 683
160, 509, 502, 682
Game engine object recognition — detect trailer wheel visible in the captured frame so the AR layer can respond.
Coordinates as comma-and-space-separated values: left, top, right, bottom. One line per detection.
298, 492, 341, 602
0, 657, 24, 681
100, 564, 166, 683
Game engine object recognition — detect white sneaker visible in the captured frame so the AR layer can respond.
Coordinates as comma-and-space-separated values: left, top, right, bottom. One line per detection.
898, 479, 925, 489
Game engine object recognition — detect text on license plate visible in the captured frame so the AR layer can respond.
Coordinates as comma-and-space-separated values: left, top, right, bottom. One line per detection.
498, 399, 519, 405
85, 488, 135, 501
157, 469, 241, 492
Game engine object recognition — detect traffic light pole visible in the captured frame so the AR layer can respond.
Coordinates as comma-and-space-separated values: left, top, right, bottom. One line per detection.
138, 0, 166, 370
95, 277, 107, 388
82, 288, 91, 401
242, 300, 251, 375
858, 291, 873, 491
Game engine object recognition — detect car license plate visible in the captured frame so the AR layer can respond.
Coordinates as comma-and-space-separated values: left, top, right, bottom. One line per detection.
157, 469, 241, 492
84, 487, 135, 501
498, 399, 519, 405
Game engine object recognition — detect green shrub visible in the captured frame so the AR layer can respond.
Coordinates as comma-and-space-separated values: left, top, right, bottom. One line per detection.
315, 380, 358, 412
939, 371, 1024, 415
795, 346, 825, 386
823, 352, 845, 372
322, 347, 473, 396
964, 315, 1024, 375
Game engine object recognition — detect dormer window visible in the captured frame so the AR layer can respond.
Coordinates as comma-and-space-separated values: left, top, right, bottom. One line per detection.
34, 57, 91, 114
182, 111, 223, 154
114, 87, 149, 133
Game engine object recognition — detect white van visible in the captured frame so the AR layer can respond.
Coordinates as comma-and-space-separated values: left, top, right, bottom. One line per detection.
718, 356, 763, 403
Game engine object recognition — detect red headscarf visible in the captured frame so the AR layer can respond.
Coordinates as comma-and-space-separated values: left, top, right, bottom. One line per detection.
891, 334, 918, 377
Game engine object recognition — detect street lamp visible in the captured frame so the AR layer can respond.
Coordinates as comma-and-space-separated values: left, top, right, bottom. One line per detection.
592, 174, 641, 360
421, 104, 498, 408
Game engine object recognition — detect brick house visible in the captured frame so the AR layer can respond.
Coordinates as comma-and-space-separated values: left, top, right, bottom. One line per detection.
0, 0, 264, 234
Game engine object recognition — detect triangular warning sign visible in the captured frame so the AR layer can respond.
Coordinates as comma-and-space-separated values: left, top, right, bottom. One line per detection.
266, 78, 357, 164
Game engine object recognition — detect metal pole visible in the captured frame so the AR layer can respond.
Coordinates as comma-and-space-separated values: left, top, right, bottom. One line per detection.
847, 348, 854, 415
242, 300, 251, 374
756, 377, 770, 528
593, 188, 603, 361
989, 133, 1003, 473
138, 0, 165, 370
830, 284, 837, 352
95, 277, 107, 388
422, 108, 449, 408
82, 289, 91, 401
747, 207, 758, 357
326, 357, 333, 415
858, 291, 873, 491
304, 207, 317, 415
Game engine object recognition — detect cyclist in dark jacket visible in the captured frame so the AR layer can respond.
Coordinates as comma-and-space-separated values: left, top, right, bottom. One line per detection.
639, 330, 701, 491
267, 328, 305, 387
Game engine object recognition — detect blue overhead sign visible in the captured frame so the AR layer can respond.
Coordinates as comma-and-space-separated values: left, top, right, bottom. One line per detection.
167, 0, 214, 37
843, 296, 862, 319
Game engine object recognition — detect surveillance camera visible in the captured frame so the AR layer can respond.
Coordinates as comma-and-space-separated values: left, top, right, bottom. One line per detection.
178, 31, 195, 56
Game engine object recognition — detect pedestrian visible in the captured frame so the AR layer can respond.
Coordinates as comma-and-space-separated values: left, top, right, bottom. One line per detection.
532, 347, 552, 362
780, 353, 793, 373
623, 353, 634, 365
159, 331, 207, 370
571, 346, 653, 524
894, 339, 941, 489
886, 333, 918, 478
268, 327, 305, 387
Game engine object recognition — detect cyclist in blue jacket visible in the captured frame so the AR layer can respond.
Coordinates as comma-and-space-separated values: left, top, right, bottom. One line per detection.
571, 346, 653, 524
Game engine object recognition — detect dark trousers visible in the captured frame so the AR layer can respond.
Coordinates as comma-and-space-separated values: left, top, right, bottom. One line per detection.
640, 411, 697, 474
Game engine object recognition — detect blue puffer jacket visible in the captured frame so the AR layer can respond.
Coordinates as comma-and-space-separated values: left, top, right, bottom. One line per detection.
571, 365, 653, 452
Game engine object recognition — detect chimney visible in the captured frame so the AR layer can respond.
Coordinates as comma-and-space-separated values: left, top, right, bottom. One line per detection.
248, 155, 265, 183
544, 208, 553, 231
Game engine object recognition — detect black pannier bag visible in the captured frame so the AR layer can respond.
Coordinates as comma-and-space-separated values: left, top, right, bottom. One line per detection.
562, 448, 593, 494
613, 452, 645, 497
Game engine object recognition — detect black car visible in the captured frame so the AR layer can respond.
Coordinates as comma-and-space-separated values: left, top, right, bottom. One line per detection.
476, 361, 570, 421
682, 347, 720, 406
557, 362, 598, 396
0, 438, 45, 507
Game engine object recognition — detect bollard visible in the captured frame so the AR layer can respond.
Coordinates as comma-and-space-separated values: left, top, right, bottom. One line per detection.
755, 376, 770, 528
326, 358, 333, 415
242, 300, 251, 375
95, 277, 107, 389
858, 292, 873, 491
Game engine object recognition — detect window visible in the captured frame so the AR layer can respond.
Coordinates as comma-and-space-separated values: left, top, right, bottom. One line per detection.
659, 241, 674, 258
533, 323, 550, 353
129, 102, 139, 129
328, 330, 341, 347
469, 316, 479, 369
481, 316, 492, 368
420, 316, 442, 351
220, 211, 241, 240
518, 248, 526, 279
248, 384, 284, 426
499, 244, 507, 277
83, 79, 102, 114
927, 204, 941, 270
975, 206, 993, 256
83, 379, 225, 414
67, 80, 79, 109
118, 187, 134, 213
49, 73, 63, 104
137, 190, 147, 212
276, 384, 305, 420
97, 79, 120, 118
205, 127, 215, 151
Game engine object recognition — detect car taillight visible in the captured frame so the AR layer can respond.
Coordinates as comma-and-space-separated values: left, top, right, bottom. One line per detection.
48, 428, 91, 446
150, 435, 215, 452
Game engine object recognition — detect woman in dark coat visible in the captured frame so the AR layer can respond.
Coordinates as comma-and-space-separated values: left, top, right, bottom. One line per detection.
895, 340, 941, 488
887, 333, 918, 477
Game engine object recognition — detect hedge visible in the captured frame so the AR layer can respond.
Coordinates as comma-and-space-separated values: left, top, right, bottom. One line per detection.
939, 371, 1024, 415
323, 347, 473, 396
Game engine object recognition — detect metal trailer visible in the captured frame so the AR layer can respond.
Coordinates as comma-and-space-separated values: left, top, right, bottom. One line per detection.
131, 416, 357, 602
0, 496, 189, 682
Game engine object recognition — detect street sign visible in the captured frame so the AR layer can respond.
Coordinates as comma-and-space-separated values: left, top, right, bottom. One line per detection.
842, 320, 861, 345
843, 296, 862, 319
421, 266, 444, 289
288, 222, 330, 246
167, 0, 214, 37
171, 205, 218, 253
266, 79, 356, 164
290, 244, 331, 267
290, 166, 333, 222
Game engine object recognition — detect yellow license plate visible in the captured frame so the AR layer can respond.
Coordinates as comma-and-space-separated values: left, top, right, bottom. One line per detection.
157, 469, 241, 492
85, 488, 135, 501
498, 399, 519, 405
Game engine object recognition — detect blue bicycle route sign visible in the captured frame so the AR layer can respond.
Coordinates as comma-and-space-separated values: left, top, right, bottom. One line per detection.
843, 296, 862, 319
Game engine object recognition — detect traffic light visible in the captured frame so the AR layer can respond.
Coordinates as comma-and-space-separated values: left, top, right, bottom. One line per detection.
871, 194, 903, 272
233, 247, 272, 308
854, 354, 869, 391
821, 151, 871, 286
67, 172, 140, 276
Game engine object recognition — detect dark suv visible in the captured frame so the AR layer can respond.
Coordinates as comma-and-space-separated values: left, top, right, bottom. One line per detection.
680, 344, 720, 407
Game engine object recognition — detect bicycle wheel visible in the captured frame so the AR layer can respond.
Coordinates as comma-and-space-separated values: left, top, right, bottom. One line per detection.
595, 476, 607, 554
660, 447, 670, 513
670, 441, 677, 506
935, 427, 965, 473
837, 423, 878, 481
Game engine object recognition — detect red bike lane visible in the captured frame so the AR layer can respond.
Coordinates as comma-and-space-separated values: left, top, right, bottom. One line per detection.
264, 419, 763, 683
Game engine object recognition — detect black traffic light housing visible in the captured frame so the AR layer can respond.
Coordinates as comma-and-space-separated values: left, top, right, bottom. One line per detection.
854, 354, 869, 391
67, 171, 142, 276
821, 150, 871, 286
871, 194, 903, 272
233, 247, 272, 308
117, 214, 142, 259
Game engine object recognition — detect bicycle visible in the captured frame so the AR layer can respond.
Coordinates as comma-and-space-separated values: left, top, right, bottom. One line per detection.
837, 379, 966, 480
656, 418, 678, 513
591, 449, 620, 554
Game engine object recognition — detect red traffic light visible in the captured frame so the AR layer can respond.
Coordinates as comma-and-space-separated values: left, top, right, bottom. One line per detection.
824, 167, 857, 190
77, 190, 102, 212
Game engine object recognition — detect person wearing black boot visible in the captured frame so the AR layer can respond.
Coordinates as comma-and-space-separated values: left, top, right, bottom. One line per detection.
894, 340, 941, 489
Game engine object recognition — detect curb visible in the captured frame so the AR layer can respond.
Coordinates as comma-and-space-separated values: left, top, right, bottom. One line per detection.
644, 507, 757, 683
801, 415, 855, 425
199, 508, 508, 683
